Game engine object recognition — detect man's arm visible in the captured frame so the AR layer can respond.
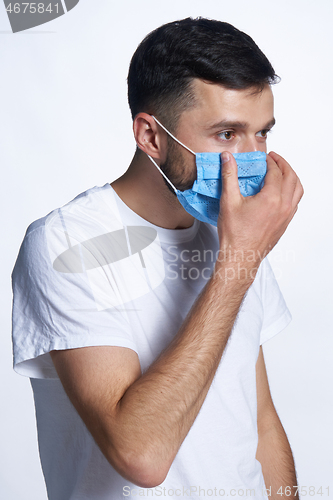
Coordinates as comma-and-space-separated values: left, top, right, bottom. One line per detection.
50, 151, 303, 488
256, 346, 299, 499
51, 257, 252, 488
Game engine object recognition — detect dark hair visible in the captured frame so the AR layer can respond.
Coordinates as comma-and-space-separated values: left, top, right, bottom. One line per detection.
127, 17, 279, 132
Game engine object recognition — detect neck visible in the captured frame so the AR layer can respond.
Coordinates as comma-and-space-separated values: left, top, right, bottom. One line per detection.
110, 150, 195, 230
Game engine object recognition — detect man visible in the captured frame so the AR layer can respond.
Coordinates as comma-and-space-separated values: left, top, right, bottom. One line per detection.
12, 17, 303, 500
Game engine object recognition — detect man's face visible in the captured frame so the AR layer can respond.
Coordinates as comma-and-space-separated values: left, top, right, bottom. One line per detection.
160, 79, 275, 192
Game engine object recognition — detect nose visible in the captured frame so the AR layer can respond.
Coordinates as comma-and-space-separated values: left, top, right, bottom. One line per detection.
235, 136, 265, 154
242, 137, 259, 153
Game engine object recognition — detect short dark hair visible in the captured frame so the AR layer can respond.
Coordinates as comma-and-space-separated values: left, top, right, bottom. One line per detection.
127, 17, 279, 132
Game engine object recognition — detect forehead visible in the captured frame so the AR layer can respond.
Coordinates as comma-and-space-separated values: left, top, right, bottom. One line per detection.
181, 79, 274, 127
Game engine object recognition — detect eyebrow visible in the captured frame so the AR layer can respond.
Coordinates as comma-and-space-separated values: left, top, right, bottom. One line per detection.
207, 117, 276, 131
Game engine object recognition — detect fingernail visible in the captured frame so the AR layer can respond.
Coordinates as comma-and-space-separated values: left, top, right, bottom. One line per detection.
222, 152, 230, 163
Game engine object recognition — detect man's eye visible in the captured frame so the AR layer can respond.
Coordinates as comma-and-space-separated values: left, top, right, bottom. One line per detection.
218, 131, 234, 141
256, 129, 271, 138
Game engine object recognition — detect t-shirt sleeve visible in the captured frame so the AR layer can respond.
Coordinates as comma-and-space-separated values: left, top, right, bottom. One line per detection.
259, 257, 292, 345
12, 220, 138, 380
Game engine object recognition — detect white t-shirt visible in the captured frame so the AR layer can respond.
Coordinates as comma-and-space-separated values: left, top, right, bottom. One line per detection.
12, 183, 291, 500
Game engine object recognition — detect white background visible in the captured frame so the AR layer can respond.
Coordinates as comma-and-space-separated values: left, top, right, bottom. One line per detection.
1, 0, 332, 498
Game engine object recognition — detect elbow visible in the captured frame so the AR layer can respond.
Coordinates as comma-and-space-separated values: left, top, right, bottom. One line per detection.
124, 461, 169, 489
106, 443, 171, 488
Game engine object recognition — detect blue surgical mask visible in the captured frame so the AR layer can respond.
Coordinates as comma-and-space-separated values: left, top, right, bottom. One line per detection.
147, 116, 267, 227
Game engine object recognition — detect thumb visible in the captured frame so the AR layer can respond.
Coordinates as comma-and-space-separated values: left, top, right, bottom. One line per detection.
221, 152, 240, 200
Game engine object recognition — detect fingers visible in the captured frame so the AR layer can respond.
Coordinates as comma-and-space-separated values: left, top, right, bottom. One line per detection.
268, 151, 304, 209
260, 153, 283, 193
216, 148, 303, 259
268, 151, 290, 174
292, 176, 304, 208
285, 202, 299, 229
219, 149, 303, 228
220, 152, 241, 203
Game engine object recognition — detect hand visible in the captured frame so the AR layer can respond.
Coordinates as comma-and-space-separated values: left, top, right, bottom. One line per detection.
216, 151, 304, 267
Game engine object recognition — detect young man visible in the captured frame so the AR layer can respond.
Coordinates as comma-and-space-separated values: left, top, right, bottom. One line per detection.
12, 18, 303, 500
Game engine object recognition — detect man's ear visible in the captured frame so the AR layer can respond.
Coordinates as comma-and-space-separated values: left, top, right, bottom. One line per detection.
133, 113, 168, 160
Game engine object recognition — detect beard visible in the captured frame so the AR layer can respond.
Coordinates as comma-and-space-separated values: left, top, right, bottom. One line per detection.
159, 137, 196, 196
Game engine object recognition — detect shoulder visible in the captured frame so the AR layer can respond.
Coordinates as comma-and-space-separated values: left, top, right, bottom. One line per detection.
13, 184, 119, 274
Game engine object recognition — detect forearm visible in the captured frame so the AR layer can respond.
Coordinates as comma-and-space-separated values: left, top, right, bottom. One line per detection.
256, 419, 299, 499
110, 260, 255, 484
50, 151, 303, 488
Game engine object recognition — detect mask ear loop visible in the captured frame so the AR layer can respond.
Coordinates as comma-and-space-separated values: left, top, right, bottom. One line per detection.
146, 116, 196, 194
147, 154, 178, 194
152, 116, 196, 155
